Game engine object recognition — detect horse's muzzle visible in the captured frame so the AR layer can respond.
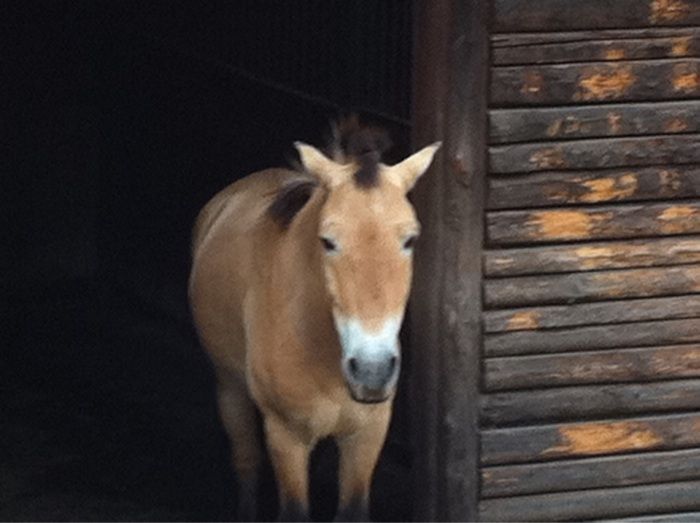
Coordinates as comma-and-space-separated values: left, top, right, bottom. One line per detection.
342, 353, 400, 403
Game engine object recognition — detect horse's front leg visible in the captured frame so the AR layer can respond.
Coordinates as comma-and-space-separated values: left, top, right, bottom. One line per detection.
335, 406, 391, 522
263, 414, 313, 521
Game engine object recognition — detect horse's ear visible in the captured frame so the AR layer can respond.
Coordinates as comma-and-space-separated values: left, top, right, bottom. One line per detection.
294, 142, 344, 187
387, 142, 441, 192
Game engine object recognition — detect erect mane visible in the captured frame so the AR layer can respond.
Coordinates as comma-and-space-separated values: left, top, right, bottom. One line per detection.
330, 116, 392, 189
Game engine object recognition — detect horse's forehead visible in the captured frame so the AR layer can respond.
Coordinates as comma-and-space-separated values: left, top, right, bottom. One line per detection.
325, 181, 408, 220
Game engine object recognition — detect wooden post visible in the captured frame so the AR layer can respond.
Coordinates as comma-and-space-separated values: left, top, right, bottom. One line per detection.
409, 0, 488, 520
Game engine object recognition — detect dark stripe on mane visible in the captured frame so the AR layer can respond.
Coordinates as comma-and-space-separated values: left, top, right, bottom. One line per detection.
267, 179, 318, 228
334, 117, 392, 189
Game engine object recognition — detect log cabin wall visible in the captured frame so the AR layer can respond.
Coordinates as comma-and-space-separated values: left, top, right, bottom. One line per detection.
479, 1, 700, 521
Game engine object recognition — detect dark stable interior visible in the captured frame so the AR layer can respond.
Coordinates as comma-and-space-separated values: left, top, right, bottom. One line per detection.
6, 3, 414, 521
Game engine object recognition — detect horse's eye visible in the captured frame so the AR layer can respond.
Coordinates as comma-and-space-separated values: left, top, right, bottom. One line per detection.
320, 237, 338, 253
403, 235, 418, 251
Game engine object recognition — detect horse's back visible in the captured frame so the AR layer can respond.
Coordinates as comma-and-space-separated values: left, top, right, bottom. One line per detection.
189, 168, 306, 375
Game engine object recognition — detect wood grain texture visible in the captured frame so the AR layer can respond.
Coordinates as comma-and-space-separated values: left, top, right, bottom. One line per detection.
482, 447, 700, 497
487, 201, 700, 245
489, 101, 700, 144
481, 379, 700, 426
484, 295, 700, 332
485, 265, 700, 307
484, 236, 700, 276
485, 318, 700, 357
488, 165, 700, 209
491, 59, 700, 106
494, 0, 700, 32
479, 480, 700, 522
484, 344, 700, 391
603, 512, 700, 522
482, 412, 700, 465
489, 135, 700, 174
492, 28, 700, 66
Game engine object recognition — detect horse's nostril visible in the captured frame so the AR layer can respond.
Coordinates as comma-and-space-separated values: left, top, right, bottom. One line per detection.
389, 355, 398, 373
348, 357, 359, 377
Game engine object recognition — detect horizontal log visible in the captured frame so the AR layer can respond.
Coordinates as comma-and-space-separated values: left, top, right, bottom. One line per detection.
479, 480, 700, 522
484, 236, 700, 276
492, 28, 700, 66
490, 135, 700, 174
493, 0, 700, 32
491, 59, 700, 107
489, 101, 700, 144
484, 344, 700, 391
488, 165, 700, 209
485, 318, 700, 357
482, 447, 700, 497
481, 412, 700, 465
484, 295, 700, 333
487, 201, 700, 245
480, 379, 700, 426
603, 512, 700, 522
485, 265, 700, 307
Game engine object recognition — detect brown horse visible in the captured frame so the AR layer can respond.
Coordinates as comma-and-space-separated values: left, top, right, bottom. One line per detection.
189, 123, 439, 521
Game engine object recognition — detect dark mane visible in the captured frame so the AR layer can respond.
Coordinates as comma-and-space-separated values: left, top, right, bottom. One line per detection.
333, 116, 392, 189
267, 179, 318, 228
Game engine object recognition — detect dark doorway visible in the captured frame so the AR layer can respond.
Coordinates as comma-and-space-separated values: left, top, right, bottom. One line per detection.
7, 3, 413, 520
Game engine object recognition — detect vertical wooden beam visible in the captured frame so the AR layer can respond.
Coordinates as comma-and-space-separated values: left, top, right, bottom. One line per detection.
410, 0, 488, 520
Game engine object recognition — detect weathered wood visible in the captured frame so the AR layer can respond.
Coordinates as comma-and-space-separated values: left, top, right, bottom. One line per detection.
487, 201, 700, 245
602, 512, 700, 522
492, 28, 700, 66
482, 412, 700, 465
484, 236, 700, 276
494, 0, 700, 32
484, 344, 700, 391
490, 101, 700, 144
481, 379, 700, 426
485, 318, 700, 357
490, 134, 700, 174
479, 480, 700, 522
482, 447, 700, 497
484, 295, 700, 332
491, 59, 700, 106
488, 165, 700, 209
485, 265, 700, 307
409, 0, 487, 520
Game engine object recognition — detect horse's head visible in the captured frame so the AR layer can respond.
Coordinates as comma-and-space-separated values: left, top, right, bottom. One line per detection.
295, 133, 439, 403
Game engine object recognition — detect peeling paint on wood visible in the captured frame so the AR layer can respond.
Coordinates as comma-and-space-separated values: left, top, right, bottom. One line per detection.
672, 62, 700, 92
528, 148, 566, 169
575, 66, 636, 101
505, 311, 540, 330
650, 0, 691, 23
672, 35, 694, 56
529, 210, 609, 241
545, 421, 662, 456
580, 175, 638, 202
605, 48, 626, 60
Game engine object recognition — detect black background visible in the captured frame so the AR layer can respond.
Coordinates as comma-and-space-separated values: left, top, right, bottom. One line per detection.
6, 2, 413, 521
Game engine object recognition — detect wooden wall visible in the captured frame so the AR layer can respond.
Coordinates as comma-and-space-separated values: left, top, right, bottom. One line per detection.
480, 1, 700, 520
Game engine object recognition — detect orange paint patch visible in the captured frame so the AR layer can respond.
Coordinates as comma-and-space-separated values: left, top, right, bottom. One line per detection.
664, 117, 689, 132
580, 174, 638, 203
671, 36, 692, 57
505, 311, 540, 331
574, 245, 615, 270
650, 0, 690, 23
576, 67, 635, 101
529, 148, 566, 169
605, 48, 626, 60
672, 64, 699, 93
544, 421, 663, 457
659, 205, 698, 234
530, 210, 610, 241
521, 71, 544, 96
